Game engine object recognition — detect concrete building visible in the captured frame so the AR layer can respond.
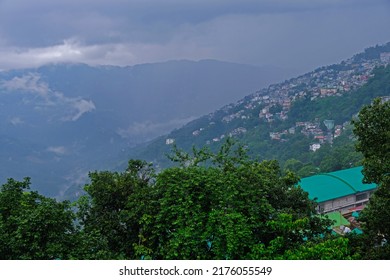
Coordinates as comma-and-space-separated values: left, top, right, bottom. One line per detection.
298, 166, 377, 214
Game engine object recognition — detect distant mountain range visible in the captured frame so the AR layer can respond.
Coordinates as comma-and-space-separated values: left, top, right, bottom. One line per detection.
0, 59, 293, 197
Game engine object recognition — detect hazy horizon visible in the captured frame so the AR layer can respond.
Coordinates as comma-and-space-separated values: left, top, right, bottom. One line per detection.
0, 0, 389, 73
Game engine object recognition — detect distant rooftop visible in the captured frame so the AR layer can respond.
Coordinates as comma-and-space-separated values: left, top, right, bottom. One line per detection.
298, 166, 377, 203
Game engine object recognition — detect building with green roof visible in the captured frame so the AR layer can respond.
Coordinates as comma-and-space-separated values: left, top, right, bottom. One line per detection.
298, 166, 377, 214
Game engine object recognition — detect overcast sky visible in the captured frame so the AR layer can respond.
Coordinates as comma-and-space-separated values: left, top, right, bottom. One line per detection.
0, 0, 389, 73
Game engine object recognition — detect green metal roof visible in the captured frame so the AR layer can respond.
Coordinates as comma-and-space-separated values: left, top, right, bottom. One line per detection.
325, 211, 350, 228
298, 166, 377, 203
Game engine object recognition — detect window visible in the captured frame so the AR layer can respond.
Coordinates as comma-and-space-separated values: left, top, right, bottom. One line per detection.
356, 193, 368, 201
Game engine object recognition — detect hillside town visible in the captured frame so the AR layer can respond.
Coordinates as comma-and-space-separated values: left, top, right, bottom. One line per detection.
167, 49, 390, 151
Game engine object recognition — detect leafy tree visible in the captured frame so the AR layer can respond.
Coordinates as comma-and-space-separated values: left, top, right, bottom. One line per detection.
75, 159, 155, 259
352, 177, 390, 260
297, 164, 319, 178
0, 178, 75, 259
141, 140, 331, 259
352, 98, 390, 184
283, 158, 304, 173
318, 143, 361, 173
282, 237, 354, 260
351, 98, 390, 259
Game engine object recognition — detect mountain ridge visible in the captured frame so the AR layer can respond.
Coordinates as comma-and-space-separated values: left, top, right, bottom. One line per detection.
1, 59, 292, 197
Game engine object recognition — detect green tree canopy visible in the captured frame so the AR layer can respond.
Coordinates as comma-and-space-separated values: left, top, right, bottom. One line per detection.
135, 141, 332, 259
351, 98, 390, 258
75, 159, 156, 259
0, 178, 75, 260
352, 98, 390, 184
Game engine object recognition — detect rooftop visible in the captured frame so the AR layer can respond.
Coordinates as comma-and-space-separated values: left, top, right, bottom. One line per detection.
298, 166, 377, 203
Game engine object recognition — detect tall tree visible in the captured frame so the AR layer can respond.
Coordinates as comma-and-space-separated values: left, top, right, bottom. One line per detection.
352, 98, 390, 258
75, 159, 155, 259
352, 98, 390, 184
0, 178, 75, 259
142, 140, 331, 259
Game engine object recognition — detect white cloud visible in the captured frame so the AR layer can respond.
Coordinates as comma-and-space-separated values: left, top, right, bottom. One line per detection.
62, 98, 96, 121
46, 146, 67, 155
0, 72, 96, 121
0, 72, 50, 96
0, 40, 86, 69
0, 40, 137, 69
9, 116, 24, 125
117, 116, 196, 140
0, 38, 213, 70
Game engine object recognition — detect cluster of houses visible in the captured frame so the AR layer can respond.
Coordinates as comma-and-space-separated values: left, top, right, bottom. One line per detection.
269, 120, 346, 151
206, 127, 247, 144
252, 51, 389, 123
232, 51, 387, 118
166, 50, 390, 147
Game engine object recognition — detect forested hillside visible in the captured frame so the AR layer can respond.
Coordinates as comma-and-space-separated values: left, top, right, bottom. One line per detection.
128, 43, 390, 178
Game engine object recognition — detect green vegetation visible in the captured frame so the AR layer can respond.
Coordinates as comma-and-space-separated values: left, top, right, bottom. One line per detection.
0, 178, 75, 259
0, 141, 358, 260
350, 98, 390, 259
1, 47, 390, 260
353, 42, 390, 62
352, 98, 390, 184
1, 123, 389, 260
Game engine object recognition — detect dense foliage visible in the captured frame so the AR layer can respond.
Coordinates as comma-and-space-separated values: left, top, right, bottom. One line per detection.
73, 141, 348, 259
1, 107, 389, 259
352, 98, 390, 184
0, 178, 75, 259
1, 141, 362, 260
1, 97, 390, 259
350, 98, 390, 259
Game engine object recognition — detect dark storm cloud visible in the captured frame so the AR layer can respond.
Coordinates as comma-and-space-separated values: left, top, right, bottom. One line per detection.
0, 0, 389, 71
0, 0, 381, 44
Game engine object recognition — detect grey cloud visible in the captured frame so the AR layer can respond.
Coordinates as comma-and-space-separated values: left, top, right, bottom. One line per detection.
2, 0, 387, 46
0, 39, 207, 69
176, 3, 390, 72
0, 41, 85, 70
0, 0, 389, 71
